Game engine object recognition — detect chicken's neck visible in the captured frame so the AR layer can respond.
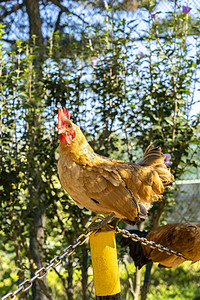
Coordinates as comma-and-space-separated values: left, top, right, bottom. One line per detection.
58, 125, 98, 166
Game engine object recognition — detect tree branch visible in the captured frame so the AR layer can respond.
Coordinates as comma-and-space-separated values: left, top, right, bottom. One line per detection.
50, 0, 89, 25
54, 10, 63, 33
0, 3, 23, 21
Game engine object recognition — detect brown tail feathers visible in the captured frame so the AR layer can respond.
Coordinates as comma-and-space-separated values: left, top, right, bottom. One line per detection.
138, 145, 174, 187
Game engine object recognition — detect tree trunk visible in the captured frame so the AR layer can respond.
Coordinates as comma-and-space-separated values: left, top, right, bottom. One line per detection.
140, 262, 153, 300
24, 2, 46, 294
81, 244, 89, 300
133, 221, 144, 299
141, 201, 166, 300
23, 0, 43, 45
67, 256, 74, 300
134, 267, 141, 300
29, 201, 55, 300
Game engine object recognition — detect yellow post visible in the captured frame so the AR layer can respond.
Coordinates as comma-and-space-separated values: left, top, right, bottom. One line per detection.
89, 228, 121, 299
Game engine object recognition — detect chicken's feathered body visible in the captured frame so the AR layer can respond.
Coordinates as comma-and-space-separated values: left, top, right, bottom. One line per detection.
123, 223, 200, 268
57, 107, 174, 224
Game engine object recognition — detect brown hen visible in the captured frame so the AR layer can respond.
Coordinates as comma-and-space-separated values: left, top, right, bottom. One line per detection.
57, 107, 173, 226
123, 223, 200, 268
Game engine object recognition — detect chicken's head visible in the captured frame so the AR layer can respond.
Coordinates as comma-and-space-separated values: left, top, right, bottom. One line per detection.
56, 107, 76, 145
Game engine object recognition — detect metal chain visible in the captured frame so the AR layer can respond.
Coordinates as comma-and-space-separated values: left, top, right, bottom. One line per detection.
1, 226, 186, 300
115, 226, 186, 259
1, 233, 91, 300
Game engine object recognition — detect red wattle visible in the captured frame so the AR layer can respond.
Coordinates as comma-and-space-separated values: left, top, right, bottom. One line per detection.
59, 134, 66, 145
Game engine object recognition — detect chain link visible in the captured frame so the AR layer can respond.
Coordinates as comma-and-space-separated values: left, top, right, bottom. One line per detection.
1, 232, 91, 300
115, 227, 186, 259
1, 226, 186, 300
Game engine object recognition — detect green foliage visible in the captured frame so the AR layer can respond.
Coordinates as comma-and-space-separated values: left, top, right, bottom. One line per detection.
148, 261, 200, 300
118, 261, 200, 300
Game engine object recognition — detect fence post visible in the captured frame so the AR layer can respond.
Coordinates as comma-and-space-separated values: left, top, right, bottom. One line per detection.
89, 228, 121, 299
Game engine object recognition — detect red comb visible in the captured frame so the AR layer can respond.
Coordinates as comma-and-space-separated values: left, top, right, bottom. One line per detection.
56, 107, 71, 129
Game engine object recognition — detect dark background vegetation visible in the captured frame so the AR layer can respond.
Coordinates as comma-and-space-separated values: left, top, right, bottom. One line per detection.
0, 0, 200, 299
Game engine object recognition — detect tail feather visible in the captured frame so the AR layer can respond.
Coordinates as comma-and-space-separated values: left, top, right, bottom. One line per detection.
138, 145, 165, 166
138, 145, 174, 187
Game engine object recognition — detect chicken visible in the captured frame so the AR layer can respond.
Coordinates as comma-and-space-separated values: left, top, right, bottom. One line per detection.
123, 223, 200, 268
56, 107, 173, 227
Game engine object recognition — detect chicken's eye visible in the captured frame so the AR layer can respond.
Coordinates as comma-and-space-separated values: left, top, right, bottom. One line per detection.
68, 124, 72, 128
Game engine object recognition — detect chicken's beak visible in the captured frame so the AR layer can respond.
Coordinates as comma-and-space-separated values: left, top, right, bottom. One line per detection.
58, 129, 65, 134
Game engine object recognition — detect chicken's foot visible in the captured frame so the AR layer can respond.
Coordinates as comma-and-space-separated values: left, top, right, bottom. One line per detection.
88, 212, 116, 232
